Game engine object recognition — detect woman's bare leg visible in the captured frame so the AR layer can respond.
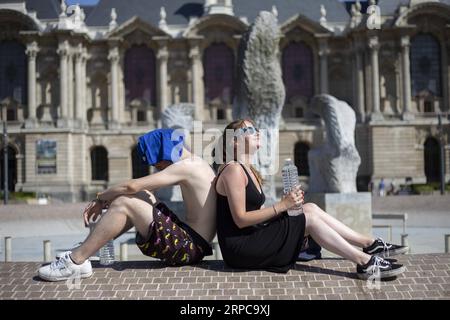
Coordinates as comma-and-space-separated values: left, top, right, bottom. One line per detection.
303, 203, 374, 248
303, 207, 371, 265
70, 191, 157, 264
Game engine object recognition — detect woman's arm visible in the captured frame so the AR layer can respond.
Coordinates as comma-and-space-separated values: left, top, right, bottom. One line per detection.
221, 164, 301, 229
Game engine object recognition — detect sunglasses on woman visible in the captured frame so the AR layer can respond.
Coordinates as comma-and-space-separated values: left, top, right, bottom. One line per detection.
234, 126, 260, 137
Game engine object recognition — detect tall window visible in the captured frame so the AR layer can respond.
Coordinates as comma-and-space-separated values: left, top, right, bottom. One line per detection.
294, 142, 310, 176
411, 34, 442, 97
132, 145, 149, 179
124, 45, 156, 106
91, 146, 109, 181
0, 41, 27, 104
424, 137, 440, 183
282, 41, 314, 103
203, 43, 234, 105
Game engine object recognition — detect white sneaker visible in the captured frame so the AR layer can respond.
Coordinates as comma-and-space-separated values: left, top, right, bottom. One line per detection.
56, 244, 99, 261
56, 250, 72, 260
38, 251, 93, 282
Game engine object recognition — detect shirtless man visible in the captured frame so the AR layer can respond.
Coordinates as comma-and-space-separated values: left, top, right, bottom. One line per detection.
38, 128, 216, 281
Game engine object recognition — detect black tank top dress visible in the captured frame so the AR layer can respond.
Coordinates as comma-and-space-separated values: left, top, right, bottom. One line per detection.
216, 163, 306, 273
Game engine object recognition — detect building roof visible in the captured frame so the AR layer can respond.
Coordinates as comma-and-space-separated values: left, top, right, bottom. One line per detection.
378, 0, 409, 15
378, 0, 450, 16
3, 0, 448, 28
84, 0, 350, 27
0, 0, 61, 19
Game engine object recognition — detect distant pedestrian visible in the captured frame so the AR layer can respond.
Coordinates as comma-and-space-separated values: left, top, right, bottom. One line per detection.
368, 180, 374, 195
378, 178, 386, 197
388, 182, 396, 196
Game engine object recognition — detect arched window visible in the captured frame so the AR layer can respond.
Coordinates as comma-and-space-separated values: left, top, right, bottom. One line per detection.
282, 41, 314, 103
132, 145, 149, 179
424, 137, 440, 183
0, 146, 17, 192
0, 41, 27, 104
411, 34, 442, 97
203, 43, 234, 105
294, 142, 310, 176
124, 45, 156, 106
91, 146, 109, 181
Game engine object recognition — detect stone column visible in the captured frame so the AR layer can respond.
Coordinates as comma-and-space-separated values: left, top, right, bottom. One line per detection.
74, 44, 88, 127
441, 37, 449, 112
156, 40, 169, 118
401, 35, 414, 120
25, 41, 39, 127
356, 50, 366, 121
368, 36, 383, 121
118, 49, 126, 123
108, 43, 120, 129
318, 38, 329, 94
16, 154, 24, 190
353, 39, 365, 122
189, 41, 204, 121
67, 51, 74, 124
57, 40, 70, 127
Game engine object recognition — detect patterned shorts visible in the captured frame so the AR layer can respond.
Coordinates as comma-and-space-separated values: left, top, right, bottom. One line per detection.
136, 202, 213, 266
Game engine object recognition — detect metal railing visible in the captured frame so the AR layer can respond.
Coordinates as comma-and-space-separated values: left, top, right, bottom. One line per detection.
372, 213, 409, 252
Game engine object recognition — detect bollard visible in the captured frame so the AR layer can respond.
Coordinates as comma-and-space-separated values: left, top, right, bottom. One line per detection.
401, 234, 409, 253
213, 242, 222, 260
403, 213, 408, 235
43, 240, 52, 262
5, 237, 12, 262
120, 242, 128, 261
445, 235, 450, 254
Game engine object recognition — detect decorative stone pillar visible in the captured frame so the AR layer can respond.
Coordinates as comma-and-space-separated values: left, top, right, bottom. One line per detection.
74, 44, 88, 128
57, 39, 70, 127
401, 35, 414, 120
189, 40, 204, 121
68, 51, 74, 123
441, 36, 449, 113
318, 38, 329, 94
108, 42, 120, 129
25, 41, 39, 128
16, 154, 24, 190
353, 38, 365, 122
156, 38, 169, 118
368, 36, 383, 121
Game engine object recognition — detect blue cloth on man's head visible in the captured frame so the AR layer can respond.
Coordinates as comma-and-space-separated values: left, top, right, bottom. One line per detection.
137, 128, 185, 166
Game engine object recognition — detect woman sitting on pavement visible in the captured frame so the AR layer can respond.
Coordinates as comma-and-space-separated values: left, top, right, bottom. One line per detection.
214, 119, 408, 279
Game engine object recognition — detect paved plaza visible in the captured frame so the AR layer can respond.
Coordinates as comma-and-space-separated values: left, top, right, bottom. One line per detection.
1, 254, 449, 300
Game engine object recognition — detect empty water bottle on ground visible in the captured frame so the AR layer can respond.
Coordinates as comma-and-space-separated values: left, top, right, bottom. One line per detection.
281, 158, 303, 216
99, 209, 115, 266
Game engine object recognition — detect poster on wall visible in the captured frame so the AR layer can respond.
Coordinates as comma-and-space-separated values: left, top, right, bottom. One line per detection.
36, 139, 57, 174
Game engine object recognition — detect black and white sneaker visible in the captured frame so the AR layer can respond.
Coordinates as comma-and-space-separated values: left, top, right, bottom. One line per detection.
357, 255, 405, 280
363, 237, 409, 258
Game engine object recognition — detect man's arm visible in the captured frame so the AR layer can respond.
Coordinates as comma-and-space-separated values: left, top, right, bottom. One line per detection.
97, 162, 189, 203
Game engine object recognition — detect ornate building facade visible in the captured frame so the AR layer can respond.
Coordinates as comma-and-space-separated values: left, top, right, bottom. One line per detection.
0, 0, 449, 201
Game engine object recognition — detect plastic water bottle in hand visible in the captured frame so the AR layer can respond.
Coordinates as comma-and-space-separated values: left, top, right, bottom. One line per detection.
282, 158, 303, 216
99, 209, 115, 266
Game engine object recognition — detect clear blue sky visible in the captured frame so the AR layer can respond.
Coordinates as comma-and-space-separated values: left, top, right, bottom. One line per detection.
66, 0, 99, 6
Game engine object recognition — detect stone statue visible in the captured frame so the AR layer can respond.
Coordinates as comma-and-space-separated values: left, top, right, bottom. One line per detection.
233, 11, 285, 204
307, 94, 361, 193
155, 103, 196, 218
161, 103, 195, 131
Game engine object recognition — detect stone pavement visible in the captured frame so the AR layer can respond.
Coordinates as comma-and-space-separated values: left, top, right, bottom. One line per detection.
0, 254, 449, 300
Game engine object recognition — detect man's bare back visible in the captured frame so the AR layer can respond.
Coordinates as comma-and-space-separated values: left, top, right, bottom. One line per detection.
168, 156, 217, 243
